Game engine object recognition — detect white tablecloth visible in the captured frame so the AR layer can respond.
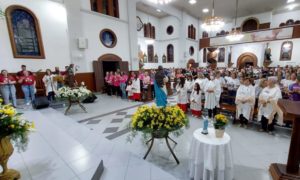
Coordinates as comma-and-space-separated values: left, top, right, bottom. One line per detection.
189, 128, 234, 180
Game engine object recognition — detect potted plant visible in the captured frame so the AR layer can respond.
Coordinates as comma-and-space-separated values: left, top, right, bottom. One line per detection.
56, 86, 91, 114
214, 114, 229, 138
0, 99, 35, 179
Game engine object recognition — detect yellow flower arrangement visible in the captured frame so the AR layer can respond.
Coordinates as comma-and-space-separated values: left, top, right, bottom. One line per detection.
0, 99, 34, 151
130, 105, 189, 135
214, 114, 229, 129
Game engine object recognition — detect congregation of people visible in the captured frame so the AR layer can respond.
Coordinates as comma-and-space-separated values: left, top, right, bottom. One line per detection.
1, 64, 300, 134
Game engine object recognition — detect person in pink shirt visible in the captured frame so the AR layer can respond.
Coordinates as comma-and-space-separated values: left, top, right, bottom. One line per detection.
113, 72, 121, 97
138, 70, 144, 81
108, 71, 114, 96
104, 72, 111, 95
120, 72, 128, 99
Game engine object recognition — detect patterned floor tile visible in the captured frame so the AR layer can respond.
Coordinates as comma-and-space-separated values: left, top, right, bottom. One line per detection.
124, 115, 132, 119
103, 127, 119, 134
87, 119, 101, 125
116, 112, 127, 115
111, 118, 123, 123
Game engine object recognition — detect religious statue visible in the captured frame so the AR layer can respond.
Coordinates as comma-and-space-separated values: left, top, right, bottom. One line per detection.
64, 64, 76, 88
264, 47, 272, 62
154, 66, 167, 107
201, 116, 209, 135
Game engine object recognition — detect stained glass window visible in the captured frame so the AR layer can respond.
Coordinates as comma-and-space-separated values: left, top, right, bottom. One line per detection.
167, 44, 174, 63
6, 6, 44, 58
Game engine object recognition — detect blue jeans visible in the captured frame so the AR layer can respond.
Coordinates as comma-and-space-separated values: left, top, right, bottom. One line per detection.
0, 85, 17, 107
120, 83, 127, 99
22, 85, 35, 104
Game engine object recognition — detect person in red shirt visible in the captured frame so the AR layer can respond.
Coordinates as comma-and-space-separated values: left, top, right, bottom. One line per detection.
0, 70, 17, 107
16, 65, 33, 79
18, 71, 36, 105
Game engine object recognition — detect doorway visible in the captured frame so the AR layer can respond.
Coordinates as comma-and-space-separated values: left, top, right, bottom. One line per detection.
102, 61, 119, 77
237, 53, 258, 70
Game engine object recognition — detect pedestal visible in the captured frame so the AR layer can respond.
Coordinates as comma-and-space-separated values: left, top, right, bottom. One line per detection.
270, 100, 300, 180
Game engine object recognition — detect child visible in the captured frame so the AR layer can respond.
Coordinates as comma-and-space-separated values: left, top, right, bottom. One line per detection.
176, 77, 188, 113
126, 80, 134, 101
190, 83, 202, 118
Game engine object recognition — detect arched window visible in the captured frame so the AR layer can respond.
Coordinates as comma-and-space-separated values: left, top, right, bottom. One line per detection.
147, 45, 154, 63
6, 5, 45, 59
167, 44, 174, 63
90, 0, 119, 18
241, 17, 259, 32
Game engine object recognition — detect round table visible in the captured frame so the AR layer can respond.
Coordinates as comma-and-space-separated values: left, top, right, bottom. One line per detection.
189, 128, 234, 180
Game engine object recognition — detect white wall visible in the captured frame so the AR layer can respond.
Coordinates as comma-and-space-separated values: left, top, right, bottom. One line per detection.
0, 0, 71, 72
231, 43, 265, 67
271, 10, 300, 28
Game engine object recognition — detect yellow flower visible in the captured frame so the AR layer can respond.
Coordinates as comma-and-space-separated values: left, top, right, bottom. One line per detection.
10, 124, 15, 129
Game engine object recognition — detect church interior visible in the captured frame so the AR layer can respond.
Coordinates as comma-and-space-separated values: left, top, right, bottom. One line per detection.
0, 0, 300, 180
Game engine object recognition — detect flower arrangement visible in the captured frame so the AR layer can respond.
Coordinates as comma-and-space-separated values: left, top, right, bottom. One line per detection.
129, 105, 189, 140
0, 99, 35, 151
214, 114, 229, 130
56, 86, 91, 101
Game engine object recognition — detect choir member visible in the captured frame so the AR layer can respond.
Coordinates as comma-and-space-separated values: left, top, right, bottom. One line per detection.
126, 80, 134, 101
190, 83, 202, 118
120, 72, 128, 99
18, 71, 36, 105
176, 77, 188, 113
113, 72, 121, 97
43, 69, 57, 102
258, 77, 282, 134
235, 78, 255, 128
104, 72, 111, 95
0, 70, 17, 107
204, 73, 221, 119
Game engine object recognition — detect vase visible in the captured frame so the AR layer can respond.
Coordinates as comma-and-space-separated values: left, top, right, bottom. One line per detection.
215, 129, 225, 138
0, 137, 20, 180
152, 130, 169, 139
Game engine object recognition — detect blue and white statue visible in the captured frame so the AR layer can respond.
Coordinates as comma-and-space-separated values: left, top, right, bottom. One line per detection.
201, 116, 209, 135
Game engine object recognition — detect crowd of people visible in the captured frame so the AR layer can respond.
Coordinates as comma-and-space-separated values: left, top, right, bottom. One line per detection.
1, 64, 300, 134
0, 64, 75, 107
104, 65, 300, 134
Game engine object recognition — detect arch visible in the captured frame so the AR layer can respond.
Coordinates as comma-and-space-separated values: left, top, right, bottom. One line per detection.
5, 5, 45, 59
187, 59, 196, 69
241, 17, 259, 32
167, 44, 174, 63
98, 53, 122, 62
237, 52, 258, 69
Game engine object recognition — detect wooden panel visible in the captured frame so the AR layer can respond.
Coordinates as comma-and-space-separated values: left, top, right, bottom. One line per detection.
259, 23, 270, 30
199, 38, 210, 49
293, 25, 300, 38
75, 73, 96, 92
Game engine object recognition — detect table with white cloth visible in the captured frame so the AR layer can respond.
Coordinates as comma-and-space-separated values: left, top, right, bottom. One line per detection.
189, 128, 234, 180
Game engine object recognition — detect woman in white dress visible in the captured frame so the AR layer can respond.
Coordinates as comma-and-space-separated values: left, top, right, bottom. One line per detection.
190, 83, 202, 118
132, 73, 141, 101
258, 77, 282, 134
204, 73, 221, 119
176, 77, 188, 113
235, 78, 255, 128
42, 69, 57, 101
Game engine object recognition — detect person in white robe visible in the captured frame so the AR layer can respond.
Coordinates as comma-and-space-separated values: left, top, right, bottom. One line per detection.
132, 74, 141, 101
190, 83, 202, 118
204, 73, 221, 119
194, 73, 208, 93
42, 69, 57, 102
176, 77, 188, 113
258, 77, 282, 134
235, 78, 255, 128
214, 71, 224, 108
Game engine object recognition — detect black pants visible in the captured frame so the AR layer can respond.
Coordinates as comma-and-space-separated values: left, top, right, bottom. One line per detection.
47, 91, 55, 102
208, 107, 217, 118
151, 85, 155, 99
261, 115, 275, 132
107, 85, 112, 96
239, 114, 248, 125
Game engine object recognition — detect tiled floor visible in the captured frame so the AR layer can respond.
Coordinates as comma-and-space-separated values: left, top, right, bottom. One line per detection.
5, 94, 291, 180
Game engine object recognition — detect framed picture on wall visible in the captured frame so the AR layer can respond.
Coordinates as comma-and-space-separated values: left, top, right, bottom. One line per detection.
100, 29, 117, 48
218, 47, 225, 62
280, 41, 293, 61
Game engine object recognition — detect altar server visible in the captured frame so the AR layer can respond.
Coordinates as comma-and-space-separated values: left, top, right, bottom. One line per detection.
42, 69, 57, 102
132, 73, 141, 101
235, 78, 255, 128
258, 77, 282, 134
190, 83, 202, 118
204, 73, 221, 119
176, 77, 188, 113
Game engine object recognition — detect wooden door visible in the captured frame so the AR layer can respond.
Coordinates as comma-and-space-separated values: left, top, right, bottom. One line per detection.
120, 61, 129, 73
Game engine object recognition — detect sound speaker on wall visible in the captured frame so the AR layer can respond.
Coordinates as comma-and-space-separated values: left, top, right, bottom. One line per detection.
78, 37, 88, 49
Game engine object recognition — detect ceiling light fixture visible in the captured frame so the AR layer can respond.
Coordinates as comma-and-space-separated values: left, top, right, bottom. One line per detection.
226, 0, 244, 41
156, 9, 162, 12
287, 0, 295, 3
148, 0, 173, 5
287, 3, 298, 10
189, 0, 197, 5
145, 38, 155, 45
202, 8, 209, 13
201, 0, 225, 32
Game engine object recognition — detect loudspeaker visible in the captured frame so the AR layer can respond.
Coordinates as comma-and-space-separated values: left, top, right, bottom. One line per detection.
32, 96, 50, 109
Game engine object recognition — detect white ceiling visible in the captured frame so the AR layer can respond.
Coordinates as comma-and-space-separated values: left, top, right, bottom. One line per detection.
137, 2, 169, 18
170, 0, 300, 19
